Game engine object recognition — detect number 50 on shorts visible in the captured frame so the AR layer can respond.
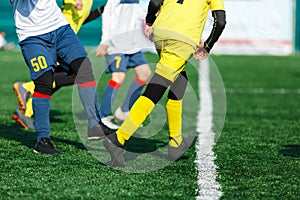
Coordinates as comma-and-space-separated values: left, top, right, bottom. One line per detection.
30, 56, 48, 72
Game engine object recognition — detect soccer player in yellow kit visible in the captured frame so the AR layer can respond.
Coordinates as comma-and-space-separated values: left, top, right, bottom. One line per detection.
103, 0, 226, 167
62, 0, 93, 33
12, 0, 104, 129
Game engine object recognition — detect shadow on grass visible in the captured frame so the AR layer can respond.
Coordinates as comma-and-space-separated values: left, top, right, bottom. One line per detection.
0, 121, 36, 148
0, 121, 87, 151
123, 136, 169, 162
49, 109, 66, 123
279, 144, 300, 157
0, 121, 191, 163
123, 136, 191, 162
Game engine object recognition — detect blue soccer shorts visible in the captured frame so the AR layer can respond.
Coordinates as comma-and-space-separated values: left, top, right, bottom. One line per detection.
105, 51, 147, 73
19, 25, 87, 80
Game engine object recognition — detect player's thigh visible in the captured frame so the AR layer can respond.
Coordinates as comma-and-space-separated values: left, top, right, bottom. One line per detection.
134, 64, 151, 81
56, 25, 87, 66
127, 51, 148, 68
155, 40, 194, 82
128, 51, 151, 80
19, 36, 56, 80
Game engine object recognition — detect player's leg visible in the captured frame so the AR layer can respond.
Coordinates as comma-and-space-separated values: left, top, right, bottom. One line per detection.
99, 54, 128, 128
19, 33, 60, 154
52, 71, 76, 94
12, 80, 34, 120
12, 81, 34, 129
114, 75, 172, 145
22, 81, 35, 95
166, 71, 187, 147
100, 72, 125, 118
166, 71, 196, 161
159, 40, 196, 161
57, 25, 105, 140
13, 81, 33, 111
104, 72, 171, 167
100, 71, 125, 129
12, 108, 34, 129
12, 67, 75, 129
32, 70, 54, 142
115, 52, 151, 122
104, 40, 195, 165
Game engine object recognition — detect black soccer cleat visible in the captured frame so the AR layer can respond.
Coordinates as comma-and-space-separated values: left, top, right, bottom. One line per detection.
87, 124, 106, 140
168, 135, 196, 161
99, 120, 117, 136
33, 138, 60, 155
103, 133, 125, 167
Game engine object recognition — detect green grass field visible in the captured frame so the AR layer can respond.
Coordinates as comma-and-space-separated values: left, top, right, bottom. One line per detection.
0, 50, 300, 199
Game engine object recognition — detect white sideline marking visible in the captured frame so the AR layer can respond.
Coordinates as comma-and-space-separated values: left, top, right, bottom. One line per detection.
195, 58, 222, 200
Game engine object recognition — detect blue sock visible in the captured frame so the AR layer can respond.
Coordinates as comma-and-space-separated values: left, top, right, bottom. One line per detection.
121, 78, 145, 112
95, 90, 102, 119
77, 84, 99, 128
100, 80, 120, 117
32, 97, 50, 142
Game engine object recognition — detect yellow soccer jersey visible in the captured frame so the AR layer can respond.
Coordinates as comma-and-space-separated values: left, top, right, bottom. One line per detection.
62, 0, 93, 33
152, 0, 225, 48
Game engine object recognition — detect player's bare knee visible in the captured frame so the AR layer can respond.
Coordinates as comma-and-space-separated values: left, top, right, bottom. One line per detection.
135, 64, 151, 82
111, 72, 126, 84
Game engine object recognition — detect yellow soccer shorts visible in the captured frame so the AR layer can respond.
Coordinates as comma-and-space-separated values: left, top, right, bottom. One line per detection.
154, 40, 195, 82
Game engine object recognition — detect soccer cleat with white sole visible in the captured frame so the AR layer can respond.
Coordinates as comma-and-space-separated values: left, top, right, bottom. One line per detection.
101, 115, 120, 130
87, 124, 106, 140
33, 138, 60, 155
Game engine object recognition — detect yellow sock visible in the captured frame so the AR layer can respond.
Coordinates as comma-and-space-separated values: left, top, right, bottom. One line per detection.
24, 97, 33, 118
22, 81, 35, 95
116, 96, 155, 145
166, 99, 182, 147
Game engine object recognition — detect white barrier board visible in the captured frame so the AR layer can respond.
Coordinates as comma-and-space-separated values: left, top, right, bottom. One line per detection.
203, 0, 294, 55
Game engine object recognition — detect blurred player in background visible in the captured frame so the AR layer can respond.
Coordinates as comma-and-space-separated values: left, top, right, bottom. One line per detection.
11, 0, 106, 154
95, 0, 152, 129
103, 0, 226, 167
12, 0, 104, 130
0, 31, 15, 51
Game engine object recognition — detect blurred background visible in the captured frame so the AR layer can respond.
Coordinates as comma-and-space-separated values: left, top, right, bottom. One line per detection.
0, 0, 107, 47
1, 0, 300, 55
201, 0, 300, 55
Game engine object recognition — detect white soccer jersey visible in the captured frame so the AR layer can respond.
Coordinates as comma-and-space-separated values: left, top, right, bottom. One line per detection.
101, 0, 145, 54
0, 34, 7, 49
11, 0, 68, 42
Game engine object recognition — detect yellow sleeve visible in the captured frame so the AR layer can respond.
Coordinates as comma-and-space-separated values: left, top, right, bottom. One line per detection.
208, 0, 225, 11
63, 0, 76, 5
